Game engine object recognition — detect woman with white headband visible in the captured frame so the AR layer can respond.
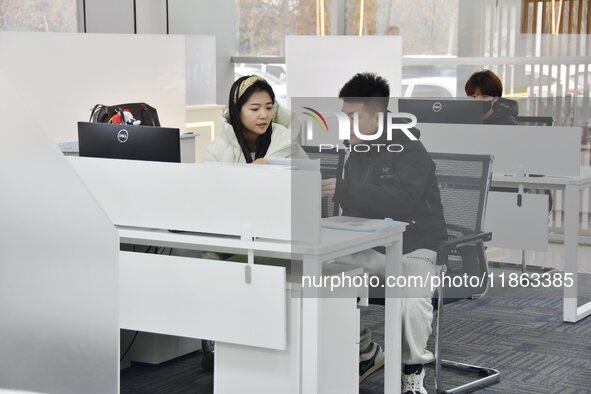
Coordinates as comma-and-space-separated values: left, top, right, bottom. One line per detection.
203, 75, 307, 163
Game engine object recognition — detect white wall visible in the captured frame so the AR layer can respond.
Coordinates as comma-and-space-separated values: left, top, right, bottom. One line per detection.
168, 0, 236, 105
136, 0, 168, 34
84, 0, 135, 33
79, 0, 233, 105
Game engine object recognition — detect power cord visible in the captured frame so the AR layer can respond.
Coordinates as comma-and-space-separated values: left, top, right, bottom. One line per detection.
121, 331, 139, 361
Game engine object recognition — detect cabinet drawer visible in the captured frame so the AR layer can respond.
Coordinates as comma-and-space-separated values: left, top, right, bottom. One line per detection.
119, 251, 286, 350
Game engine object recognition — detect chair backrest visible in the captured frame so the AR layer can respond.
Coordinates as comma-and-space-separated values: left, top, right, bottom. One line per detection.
430, 153, 493, 236
516, 115, 554, 126
302, 146, 345, 218
430, 152, 493, 298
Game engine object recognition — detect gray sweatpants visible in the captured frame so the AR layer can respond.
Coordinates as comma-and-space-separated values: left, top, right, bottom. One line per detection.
340, 248, 439, 366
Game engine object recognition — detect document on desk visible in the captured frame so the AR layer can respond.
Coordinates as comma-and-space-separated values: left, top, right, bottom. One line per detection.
321, 216, 396, 232
267, 157, 320, 171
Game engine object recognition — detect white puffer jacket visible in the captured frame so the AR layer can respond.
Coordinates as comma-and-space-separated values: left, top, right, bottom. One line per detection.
203, 121, 308, 163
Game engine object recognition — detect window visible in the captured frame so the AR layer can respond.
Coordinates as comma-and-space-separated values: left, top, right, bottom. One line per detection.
0, 0, 77, 32
522, 0, 591, 35
344, 0, 459, 56
237, 0, 331, 56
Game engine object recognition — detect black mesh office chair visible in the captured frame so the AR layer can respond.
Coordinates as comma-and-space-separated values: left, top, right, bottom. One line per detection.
430, 152, 500, 393
516, 115, 554, 126
302, 146, 346, 217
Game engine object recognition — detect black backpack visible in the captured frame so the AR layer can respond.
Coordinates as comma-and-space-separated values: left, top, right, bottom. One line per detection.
89, 103, 160, 126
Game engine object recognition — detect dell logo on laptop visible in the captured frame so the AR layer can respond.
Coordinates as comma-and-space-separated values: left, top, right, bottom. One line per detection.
117, 129, 129, 143
432, 102, 442, 113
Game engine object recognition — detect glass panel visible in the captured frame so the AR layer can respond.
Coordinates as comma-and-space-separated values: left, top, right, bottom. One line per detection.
344, 0, 459, 55
234, 63, 288, 107
237, 0, 332, 56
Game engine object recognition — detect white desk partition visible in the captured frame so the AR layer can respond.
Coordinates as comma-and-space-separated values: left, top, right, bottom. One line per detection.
0, 31, 216, 142
419, 123, 581, 176
0, 102, 119, 392
286, 36, 402, 102
68, 158, 321, 243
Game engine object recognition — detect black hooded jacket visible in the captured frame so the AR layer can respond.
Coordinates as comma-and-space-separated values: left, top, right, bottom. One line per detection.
335, 123, 447, 255
484, 98, 519, 125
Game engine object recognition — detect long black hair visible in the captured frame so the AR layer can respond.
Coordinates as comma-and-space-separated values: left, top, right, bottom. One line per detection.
228, 75, 275, 163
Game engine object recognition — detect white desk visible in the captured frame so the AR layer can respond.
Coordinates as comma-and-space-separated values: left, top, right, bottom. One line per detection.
492, 167, 591, 323
118, 223, 406, 394
67, 157, 405, 392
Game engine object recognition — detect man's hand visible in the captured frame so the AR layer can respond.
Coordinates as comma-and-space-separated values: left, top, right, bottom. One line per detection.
252, 158, 269, 164
322, 178, 337, 198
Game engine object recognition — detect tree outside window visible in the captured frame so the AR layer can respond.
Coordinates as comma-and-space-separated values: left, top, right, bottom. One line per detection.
237, 0, 331, 56
0, 0, 77, 32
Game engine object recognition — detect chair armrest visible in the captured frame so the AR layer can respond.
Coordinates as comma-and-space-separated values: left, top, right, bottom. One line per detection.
436, 231, 492, 266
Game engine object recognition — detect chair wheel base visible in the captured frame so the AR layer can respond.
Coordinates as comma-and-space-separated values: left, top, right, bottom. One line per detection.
434, 359, 500, 394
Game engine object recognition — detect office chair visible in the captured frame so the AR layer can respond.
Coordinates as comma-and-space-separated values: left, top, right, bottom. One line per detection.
516, 115, 554, 126
302, 146, 346, 217
429, 152, 500, 393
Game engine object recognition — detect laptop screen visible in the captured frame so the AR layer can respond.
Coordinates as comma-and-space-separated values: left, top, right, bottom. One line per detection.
77, 122, 181, 163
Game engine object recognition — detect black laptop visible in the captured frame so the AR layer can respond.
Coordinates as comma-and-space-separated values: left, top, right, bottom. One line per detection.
77, 122, 181, 163
397, 99, 486, 124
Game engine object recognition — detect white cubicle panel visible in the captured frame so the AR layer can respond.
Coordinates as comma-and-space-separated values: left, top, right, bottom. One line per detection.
120, 252, 287, 350
68, 158, 321, 243
286, 36, 402, 104
0, 101, 119, 393
484, 192, 549, 251
0, 31, 193, 141
419, 123, 581, 176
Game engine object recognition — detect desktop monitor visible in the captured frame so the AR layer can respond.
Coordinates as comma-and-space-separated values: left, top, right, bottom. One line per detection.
77, 122, 181, 163
397, 98, 486, 124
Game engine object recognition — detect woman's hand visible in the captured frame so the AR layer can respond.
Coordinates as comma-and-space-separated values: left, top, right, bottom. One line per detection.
253, 158, 269, 164
322, 178, 337, 198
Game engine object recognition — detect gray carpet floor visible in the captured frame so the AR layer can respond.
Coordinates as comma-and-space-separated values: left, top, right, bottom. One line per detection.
121, 269, 591, 393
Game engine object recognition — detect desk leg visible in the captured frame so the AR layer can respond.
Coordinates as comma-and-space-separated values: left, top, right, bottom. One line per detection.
563, 185, 591, 322
302, 254, 321, 394
385, 240, 402, 394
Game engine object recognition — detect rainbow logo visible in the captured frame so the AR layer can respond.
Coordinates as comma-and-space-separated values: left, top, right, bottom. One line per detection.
302, 107, 329, 131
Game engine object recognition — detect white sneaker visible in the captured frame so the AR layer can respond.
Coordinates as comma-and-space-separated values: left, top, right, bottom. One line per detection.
402, 367, 428, 394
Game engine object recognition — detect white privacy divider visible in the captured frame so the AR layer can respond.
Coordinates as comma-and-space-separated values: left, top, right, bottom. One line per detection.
419, 123, 581, 176
0, 31, 217, 142
286, 36, 402, 103
0, 80, 119, 393
68, 158, 321, 243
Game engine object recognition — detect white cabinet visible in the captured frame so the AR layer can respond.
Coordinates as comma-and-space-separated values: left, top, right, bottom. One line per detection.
214, 264, 361, 394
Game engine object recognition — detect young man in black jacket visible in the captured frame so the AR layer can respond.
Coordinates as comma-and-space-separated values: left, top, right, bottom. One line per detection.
322, 73, 447, 394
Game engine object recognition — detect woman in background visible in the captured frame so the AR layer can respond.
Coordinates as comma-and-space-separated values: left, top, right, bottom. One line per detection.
203, 75, 307, 162
465, 69, 519, 125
